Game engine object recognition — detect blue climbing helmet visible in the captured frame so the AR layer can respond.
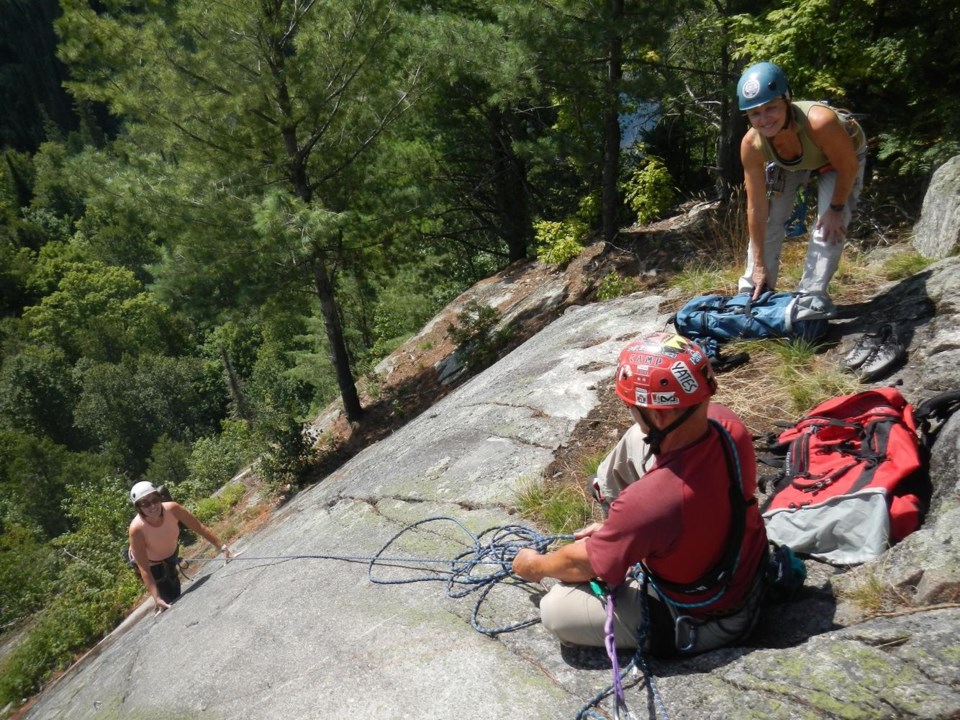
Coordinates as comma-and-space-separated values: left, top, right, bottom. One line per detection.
737, 62, 791, 111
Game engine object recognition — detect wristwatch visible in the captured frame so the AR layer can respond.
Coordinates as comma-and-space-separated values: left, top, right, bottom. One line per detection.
829, 202, 845, 212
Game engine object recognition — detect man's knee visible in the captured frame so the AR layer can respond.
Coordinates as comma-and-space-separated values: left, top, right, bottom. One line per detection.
539, 584, 606, 647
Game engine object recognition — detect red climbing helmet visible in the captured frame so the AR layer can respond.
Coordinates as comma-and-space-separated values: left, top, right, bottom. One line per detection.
614, 332, 717, 409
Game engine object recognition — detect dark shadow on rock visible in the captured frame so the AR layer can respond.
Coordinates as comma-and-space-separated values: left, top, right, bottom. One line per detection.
178, 574, 211, 598
559, 642, 638, 671
826, 270, 936, 383
833, 270, 935, 338
748, 589, 839, 649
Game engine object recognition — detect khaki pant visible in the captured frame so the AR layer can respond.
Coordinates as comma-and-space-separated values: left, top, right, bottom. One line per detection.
540, 570, 767, 657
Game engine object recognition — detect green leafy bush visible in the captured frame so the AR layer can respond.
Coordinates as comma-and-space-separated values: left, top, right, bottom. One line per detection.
193, 482, 248, 524
447, 300, 512, 372
595, 271, 642, 301
624, 157, 676, 225
534, 219, 587, 267
181, 420, 256, 500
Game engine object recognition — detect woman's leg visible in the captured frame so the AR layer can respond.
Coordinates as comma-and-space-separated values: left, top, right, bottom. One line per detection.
798, 153, 866, 295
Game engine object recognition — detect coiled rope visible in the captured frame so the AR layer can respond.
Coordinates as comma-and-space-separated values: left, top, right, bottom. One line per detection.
188, 514, 667, 718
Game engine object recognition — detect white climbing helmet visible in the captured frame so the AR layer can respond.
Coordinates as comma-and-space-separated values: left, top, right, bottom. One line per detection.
130, 481, 160, 505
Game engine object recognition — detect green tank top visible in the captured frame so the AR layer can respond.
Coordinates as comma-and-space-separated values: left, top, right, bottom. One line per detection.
755, 101, 866, 171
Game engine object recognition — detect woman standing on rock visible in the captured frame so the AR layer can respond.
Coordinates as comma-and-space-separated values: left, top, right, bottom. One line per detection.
737, 61, 867, 308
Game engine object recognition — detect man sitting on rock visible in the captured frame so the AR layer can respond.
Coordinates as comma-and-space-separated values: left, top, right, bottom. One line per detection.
512, 332, 768, 656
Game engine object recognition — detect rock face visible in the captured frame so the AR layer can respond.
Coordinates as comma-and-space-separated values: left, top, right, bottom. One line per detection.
913, 154, 960, 259
20, 235, 960, 717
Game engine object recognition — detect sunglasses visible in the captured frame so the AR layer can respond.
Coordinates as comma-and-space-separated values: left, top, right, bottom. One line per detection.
138, 497, 162, 509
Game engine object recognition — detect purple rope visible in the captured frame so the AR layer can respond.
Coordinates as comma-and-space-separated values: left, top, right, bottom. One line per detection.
603, 591, 626, 713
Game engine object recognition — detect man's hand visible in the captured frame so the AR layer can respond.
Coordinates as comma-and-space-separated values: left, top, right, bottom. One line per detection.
573, 522, 602, 540
750, 266, 770, 300
512, 547, 545, 583
154, 598, 171, 614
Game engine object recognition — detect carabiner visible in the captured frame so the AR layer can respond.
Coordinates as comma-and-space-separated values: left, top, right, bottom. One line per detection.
675, 614, 697, 653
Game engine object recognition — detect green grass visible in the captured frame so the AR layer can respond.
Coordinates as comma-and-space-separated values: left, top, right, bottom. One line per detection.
515, 478, 593, 535
581, 450, 609, 479
837, 569, 890, 616
881, 250, 935, 280
668, 263, 740, 296
767, 338, 860, 413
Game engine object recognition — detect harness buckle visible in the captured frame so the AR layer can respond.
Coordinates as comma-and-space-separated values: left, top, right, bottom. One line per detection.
675, 614, 698, 652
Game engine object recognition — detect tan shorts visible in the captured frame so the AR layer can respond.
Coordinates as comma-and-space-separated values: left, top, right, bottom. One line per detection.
539, 572, 766, 656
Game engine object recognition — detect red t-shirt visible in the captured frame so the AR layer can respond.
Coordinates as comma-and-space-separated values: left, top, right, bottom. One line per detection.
586, 404, 767, 615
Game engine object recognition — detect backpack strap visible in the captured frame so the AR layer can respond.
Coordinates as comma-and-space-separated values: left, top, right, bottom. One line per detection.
644, 420, 751, 597
914, 389, 960, 449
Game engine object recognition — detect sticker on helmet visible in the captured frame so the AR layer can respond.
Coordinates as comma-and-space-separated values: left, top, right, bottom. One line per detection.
742, 77, 760, 99
652, 392, 679, 405
661, 334, 689, 351
634, 388, 649, 406
670, 360, 700, 394
688, 349, 704, 365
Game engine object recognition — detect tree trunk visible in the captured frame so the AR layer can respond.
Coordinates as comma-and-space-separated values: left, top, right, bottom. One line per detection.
221, 348, 253, 422
269, 29, 364, 424
489, 109, 531, 262
601, 0, 625, 244
715, 1, 744, 199
312, 258, 364, 422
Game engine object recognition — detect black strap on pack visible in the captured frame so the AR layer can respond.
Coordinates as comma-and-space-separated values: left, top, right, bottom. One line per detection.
914, 389, 960, 450
644, 419, 751, 596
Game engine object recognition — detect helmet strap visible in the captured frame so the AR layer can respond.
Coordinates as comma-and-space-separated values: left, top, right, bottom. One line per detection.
639, 404, 699, 464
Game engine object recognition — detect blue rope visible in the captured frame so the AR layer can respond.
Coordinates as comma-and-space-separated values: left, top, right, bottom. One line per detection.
368, 516, 571, 635
191, 515, 571, 636
189, 515, 671, 718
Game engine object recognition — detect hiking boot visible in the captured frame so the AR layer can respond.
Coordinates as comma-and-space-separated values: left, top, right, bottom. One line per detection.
858, 331, 905, 383
842, 324, 892, 372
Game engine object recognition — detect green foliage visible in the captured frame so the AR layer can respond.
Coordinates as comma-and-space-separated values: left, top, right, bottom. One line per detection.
581, 450, 610, 480
192, 482, 247, 525
0, 430, 110, 539
143, 436, 192, 491
73, 354, 226, 477
624, 157, 676, 226
515, 478, 593, 535
534, 219, 587, 267
769, 339, 858, 413
370, 265, 448, 361
182, 421, 257, 501
0, 566, 140, 709
668, 264, 739, 296
0, 345, 79, 447
0, 475, 145, 707
22, 261, 191, 364
881, 250, 934, 281
0, 523, 59, 625
595, 271, 642, 301
447, 300, 512, 372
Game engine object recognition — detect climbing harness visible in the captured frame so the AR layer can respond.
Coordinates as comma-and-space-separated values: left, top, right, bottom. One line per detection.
643, 420, 747, 608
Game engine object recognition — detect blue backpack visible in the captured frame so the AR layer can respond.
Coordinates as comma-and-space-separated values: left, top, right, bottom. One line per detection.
673, 291, 832, 358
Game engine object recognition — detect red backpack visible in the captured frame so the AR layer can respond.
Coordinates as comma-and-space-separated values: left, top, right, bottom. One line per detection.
761, 386, 932, 565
